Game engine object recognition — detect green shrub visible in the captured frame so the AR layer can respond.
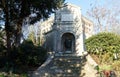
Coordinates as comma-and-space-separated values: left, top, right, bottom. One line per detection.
11, 40, 47, 67
0, 40, 47, 75
20, 73, 28, 77
0, 56, 7, 68
112, 61, 120, 71
0, 74, 5, 77
101, 52, 113, 64
99, 64, 112, 71
85, 32, 120, 76
111, 61, 120, 76
85, 32, 120, 55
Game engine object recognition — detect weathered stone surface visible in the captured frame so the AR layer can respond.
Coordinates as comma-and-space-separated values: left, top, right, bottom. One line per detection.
31, 54, 97, 77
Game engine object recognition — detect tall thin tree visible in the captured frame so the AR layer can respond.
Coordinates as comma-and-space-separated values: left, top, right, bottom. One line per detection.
0, 0, 65, 52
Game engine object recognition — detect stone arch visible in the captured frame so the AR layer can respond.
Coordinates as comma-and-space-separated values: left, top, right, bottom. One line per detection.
61, 33, 75, 53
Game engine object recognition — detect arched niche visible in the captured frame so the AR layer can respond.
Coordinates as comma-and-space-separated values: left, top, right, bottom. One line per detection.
61, 33, 75, 53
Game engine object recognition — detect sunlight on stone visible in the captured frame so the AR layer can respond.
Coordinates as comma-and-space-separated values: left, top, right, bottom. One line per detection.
55, 69, 63, 73
68, 60, 71, 62
67, 69, 72, 73
51, 55, 54, 58
35, 72, 39, 75
41, 64, 46, 67
50, 66, 57, 69
45, 73, 48, 76
76, 64, 80, 67
59, 58, 63, 61
71, 65, 74, 67
82, 51, 88, 56
49, 52, 52, 54
57, 74, 61, 77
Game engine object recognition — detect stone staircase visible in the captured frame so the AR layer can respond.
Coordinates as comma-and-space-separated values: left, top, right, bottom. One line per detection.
31, 54, 87, 77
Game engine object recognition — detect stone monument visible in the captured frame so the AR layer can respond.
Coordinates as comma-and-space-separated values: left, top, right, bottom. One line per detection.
37, 3, 93, 56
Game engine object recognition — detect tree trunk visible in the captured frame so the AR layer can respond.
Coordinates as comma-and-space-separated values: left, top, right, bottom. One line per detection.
5, 28, 11, 53
14, 19, 23, 47
4, 1, 12, 53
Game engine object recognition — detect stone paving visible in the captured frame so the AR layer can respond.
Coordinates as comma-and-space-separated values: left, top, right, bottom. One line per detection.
31, 54, 97, 77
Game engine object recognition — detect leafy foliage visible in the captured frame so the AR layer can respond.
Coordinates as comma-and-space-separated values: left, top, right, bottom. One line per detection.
85, 32, 120, 54
0, 40, 47, 71
0, 30, 5, 51
0, 0, 65, 51
0, 40, 47, 76
0, 30, 6, 68
86, 32, 120, 76
11, 40, 47, 66
0, 0, 63, 75
112, 61, 120, 75
27, 31, 36, 44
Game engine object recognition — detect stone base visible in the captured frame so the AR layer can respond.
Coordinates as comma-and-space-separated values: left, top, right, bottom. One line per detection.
55, 52, 78, 56
65, 51, 72, 53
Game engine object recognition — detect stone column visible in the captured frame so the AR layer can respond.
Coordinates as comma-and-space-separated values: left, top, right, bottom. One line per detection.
53, 31, 57, 52
76, 33, 84, 56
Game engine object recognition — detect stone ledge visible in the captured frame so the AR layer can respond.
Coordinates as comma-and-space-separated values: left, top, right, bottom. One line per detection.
86, 55, 98, 68
81, 54, 98, 77
34, 52, 55, 72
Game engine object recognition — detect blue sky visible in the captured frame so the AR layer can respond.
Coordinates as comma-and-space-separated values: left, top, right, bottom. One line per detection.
65, 0, 105, 15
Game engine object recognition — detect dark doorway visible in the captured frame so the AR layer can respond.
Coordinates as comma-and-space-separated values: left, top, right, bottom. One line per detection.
61, 33, 75, 53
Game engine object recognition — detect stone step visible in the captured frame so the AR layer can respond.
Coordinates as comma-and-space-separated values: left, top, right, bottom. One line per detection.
53, 59, 81, 63
42, 73, 79, 77
32, 54, 87, 77
55, 53, 79, 57
54, 56, 81, 59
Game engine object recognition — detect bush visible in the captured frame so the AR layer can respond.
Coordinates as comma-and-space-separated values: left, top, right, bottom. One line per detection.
101, 52, 114, 64
11, 40, 47, 67
112, 61, 120, 72
0, 46, 6, 68
85, 32, 120, 76
0, 56, 7, 68
85, 32, 120, 55
112, 61, 120, 76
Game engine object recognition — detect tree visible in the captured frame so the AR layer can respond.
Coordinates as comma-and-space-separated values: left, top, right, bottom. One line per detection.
0, 29, 5, 51
0, 0, 65, 51
87, 0, 120, 33
28, 31, 36, 44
